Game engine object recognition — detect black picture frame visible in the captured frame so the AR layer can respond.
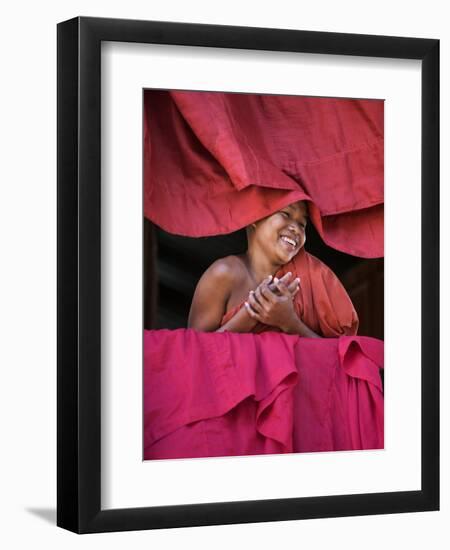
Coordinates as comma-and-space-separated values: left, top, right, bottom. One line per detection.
57, 16, 439, 533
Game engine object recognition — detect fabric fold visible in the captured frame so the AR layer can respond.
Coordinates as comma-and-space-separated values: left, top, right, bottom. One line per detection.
144, 90, 384, 257
144, 329, 299, 452
144, 330, 384, 460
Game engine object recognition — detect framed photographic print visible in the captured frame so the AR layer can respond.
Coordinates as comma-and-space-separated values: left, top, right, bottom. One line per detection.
57, 16, 439, 533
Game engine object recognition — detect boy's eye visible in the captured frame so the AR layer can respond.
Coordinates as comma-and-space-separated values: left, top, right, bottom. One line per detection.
280, 211, 289, 218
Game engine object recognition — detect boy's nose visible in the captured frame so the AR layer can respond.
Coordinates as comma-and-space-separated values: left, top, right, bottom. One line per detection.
288, 223, 300, 235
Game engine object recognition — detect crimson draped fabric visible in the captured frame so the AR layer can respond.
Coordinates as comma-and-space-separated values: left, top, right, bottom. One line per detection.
143, 90, 384, 460
144, 90, 384, 257
144, 330, 384, 459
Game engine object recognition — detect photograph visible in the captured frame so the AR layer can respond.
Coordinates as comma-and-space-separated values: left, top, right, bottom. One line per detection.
143, 90, 385, 460
55, 14, 439, 532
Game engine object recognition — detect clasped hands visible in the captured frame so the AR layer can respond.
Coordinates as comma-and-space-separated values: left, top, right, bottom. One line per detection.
244, 272, 300, 332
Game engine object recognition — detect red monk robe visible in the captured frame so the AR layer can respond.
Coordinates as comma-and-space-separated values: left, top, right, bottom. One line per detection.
221, 248, 359, 337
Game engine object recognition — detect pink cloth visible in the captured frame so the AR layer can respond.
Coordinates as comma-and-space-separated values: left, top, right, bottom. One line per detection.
144, 330, 384, 459
144, 91, 384, 257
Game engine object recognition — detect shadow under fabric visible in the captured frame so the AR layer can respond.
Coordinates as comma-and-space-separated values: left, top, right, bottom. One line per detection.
143, 91, 384, 459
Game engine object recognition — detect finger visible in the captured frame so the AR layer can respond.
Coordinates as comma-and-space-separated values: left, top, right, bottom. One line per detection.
273, 272, 292, 293
259, 284, 277, 304
287, 281, 297, 294
277, 272, 293, 285
287, 277, 301, 294
273, 273, 292, 291
244, 301, 262, 321
257, 275, 273, 291
254, 286, 271, 309
248, 292, 264, 314
274, 280, 291, 297
261, 275, 273, 286
252, 275, 273, 295
250, 289, 266, 311
267, 282, 280, 295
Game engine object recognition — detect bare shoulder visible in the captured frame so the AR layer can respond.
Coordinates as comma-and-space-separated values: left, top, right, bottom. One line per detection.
188, 255, 247, 330
200, 255, 247, 285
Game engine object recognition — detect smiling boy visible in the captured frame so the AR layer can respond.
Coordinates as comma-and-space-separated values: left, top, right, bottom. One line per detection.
187, 201, 337, 336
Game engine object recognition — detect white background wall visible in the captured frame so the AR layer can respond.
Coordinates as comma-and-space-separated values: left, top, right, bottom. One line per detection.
0, 1, 447, 547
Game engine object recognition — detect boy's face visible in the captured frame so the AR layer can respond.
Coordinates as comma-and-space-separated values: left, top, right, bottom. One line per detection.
253, 201, 308, 264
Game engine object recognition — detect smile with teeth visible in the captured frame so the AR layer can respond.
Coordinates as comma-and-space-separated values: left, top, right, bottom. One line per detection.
280, 235, 298, 249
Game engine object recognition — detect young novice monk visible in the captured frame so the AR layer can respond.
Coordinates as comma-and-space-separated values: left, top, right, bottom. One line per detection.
188, 201, 358, 337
